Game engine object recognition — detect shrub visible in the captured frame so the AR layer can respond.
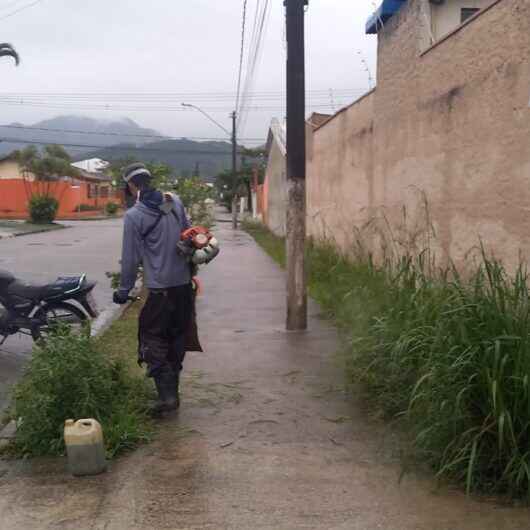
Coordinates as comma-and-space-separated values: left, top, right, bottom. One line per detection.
78, 203, 99, 212
9, 326, 153, 458
105, 202, 119, 215
28, 195, 59, 224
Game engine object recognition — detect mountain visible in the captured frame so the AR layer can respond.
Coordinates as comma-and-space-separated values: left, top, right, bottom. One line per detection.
77, 138, 233, 180
0, 115, 234, 178
0, 115, 162, 158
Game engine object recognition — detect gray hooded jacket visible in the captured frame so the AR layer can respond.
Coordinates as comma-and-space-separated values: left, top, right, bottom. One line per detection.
119, 194, 191, 293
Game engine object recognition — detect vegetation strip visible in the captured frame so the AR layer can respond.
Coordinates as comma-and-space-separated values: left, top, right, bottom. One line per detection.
244, 220, 530, 500
2, 300, 154, 459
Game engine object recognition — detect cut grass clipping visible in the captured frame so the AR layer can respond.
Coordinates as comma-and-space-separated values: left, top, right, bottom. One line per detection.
244, 220, 530, 500
6, 303, 153, 459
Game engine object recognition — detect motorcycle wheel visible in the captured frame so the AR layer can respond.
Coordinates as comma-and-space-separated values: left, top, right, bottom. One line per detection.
31, 302, 89, 343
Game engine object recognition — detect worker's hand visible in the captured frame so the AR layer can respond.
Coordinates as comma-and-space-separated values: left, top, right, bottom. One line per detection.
113, 290, 130, 305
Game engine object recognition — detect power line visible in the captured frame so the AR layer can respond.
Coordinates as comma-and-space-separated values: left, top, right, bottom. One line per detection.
238, 0, 272, 134
0, 98, 350, 113
235, 0, 248, 114
0, 137, 241, 155
0, 88, 361, 100
238, 0, 267, 130
0, 124, 266, 142
0, 0, 28, 12
237, 0, 265, 130
0, 0, 44, 22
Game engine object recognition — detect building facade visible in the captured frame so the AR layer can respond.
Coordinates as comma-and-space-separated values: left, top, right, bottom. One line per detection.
0, 156, 119, 219
307, 0, 530, 270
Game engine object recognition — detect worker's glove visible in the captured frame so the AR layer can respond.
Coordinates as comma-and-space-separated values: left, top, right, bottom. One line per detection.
113, 289, 130, 305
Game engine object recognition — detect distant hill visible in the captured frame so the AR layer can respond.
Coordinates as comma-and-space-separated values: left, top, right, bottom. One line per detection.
0, 115, 162, 158
0, 115, 234, 179
77, 139, 233, 180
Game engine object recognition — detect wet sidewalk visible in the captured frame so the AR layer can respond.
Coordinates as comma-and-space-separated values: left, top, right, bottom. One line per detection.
0, 219, 528, 529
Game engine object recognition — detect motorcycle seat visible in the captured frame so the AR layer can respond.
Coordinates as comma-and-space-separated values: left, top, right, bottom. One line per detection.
6, 274, 84, 301
7, 280, 63, 301
0, 270, 15, 285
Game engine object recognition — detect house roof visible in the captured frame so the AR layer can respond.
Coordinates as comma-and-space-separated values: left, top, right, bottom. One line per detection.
307, 112, 332, 128
366, 0, 407, 34
71, 158, 110, 173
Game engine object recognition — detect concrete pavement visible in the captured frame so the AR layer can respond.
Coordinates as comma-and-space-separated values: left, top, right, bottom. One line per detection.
0, 217, 528, 529
0, 219, 123, 413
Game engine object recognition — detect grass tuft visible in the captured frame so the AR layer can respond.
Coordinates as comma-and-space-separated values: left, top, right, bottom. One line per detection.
5, 301, 154, 459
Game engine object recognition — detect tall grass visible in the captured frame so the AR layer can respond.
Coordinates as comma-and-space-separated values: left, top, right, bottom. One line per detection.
7, 325, 153, 459
245, 221, 530, 499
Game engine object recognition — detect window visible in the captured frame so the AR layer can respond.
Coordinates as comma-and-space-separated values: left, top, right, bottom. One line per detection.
461, 8, 480, 23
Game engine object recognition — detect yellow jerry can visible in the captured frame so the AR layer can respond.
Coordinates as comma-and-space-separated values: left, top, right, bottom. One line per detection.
64, 418, 107, 476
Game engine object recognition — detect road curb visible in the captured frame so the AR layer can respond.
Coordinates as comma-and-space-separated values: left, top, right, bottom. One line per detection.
13, 225, 70, 238
0, 225, 69, 240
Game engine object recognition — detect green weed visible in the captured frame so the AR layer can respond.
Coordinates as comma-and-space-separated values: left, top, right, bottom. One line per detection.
245, 222, 530, 499
7, 317, 153, 459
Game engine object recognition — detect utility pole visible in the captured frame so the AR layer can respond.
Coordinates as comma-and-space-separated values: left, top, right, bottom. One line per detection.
285, 0, 308, 331
231, 110, 238, 229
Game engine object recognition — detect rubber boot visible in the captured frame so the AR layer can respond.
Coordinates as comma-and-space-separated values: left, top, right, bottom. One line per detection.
150, 369, 178, 417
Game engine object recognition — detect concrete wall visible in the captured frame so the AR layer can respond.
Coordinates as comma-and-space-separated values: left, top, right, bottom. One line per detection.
307, 91, 375, 252
307, 0, 530, 270
264, 137, 287, 237
0, 179, 119, 219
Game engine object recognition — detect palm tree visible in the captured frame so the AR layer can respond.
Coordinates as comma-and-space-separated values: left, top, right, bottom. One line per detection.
0, 43, 19, 65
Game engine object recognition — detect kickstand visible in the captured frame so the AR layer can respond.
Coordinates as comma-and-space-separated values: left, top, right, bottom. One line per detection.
0, 335, 7, 346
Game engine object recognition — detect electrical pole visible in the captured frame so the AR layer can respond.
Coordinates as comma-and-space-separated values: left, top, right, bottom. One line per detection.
285, 0, 308, 331
231, 110, 239, 229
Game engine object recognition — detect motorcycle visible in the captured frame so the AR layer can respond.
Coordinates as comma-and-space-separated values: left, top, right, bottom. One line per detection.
0, 270, 98, 344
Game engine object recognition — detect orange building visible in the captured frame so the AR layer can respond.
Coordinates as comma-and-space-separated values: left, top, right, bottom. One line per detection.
0, 155, 121, 220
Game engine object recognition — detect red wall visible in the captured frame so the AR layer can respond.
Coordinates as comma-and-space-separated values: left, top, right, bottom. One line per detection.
0, 179, 120, 220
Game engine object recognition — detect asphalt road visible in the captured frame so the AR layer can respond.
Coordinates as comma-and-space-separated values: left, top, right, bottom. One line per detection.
0, 219, 123, 414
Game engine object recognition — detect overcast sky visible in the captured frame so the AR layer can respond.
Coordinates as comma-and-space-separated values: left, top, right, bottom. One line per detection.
0, 0, 378, 144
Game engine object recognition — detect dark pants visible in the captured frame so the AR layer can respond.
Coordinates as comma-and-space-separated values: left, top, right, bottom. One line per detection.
138, 284, 193, 378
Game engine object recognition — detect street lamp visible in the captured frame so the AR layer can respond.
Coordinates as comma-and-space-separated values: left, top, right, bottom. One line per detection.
181, 103, 231, 137
181, 103, 239, 228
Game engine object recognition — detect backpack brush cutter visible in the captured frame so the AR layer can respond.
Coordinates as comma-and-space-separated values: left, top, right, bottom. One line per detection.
178, 226, 220, 266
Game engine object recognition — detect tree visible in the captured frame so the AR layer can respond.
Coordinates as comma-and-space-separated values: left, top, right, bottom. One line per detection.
14, 145, 80, 223
0, 43, 19, 65
147, 162, 177, 190
215, 147, 267, 212
15, 145, 79, 185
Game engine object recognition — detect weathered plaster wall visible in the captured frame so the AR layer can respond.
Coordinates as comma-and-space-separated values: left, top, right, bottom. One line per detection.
307, 92, 375, 252
264, 139, 287, 237
307, 0, 530, 270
